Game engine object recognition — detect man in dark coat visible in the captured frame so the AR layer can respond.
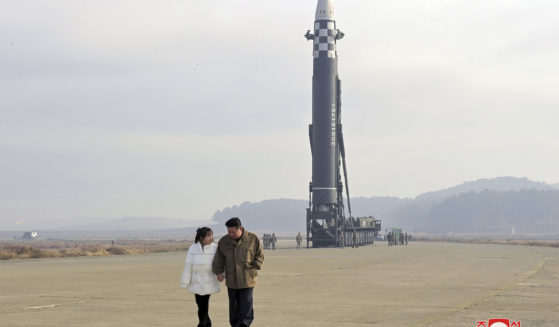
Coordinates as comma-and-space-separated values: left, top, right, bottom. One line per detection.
213, 218, 264, 327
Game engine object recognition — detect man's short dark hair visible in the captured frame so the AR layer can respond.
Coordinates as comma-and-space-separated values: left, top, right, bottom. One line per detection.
225, 217, 242, 228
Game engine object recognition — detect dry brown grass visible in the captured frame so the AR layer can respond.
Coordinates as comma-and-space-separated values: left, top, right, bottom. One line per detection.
414, 235, 559, 248
0, 239, 191, 260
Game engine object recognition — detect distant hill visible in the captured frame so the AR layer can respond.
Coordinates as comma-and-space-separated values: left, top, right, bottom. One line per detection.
4, 177, 556, 238
386, 177, 559, 234
350, 196, 413, 217
212, 177, 559, 235
415, 177, 551, 202
211, 197, 411, 233
212, 199, 307, 233
405, 189, 559, 234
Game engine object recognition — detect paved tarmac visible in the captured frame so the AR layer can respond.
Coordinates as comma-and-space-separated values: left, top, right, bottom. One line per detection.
1, 241, 558, 327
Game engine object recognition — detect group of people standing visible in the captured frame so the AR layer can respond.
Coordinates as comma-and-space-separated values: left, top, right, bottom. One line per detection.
262, 233, 277, 250
180, 217, 264, 327
337, 230, 360, 249
386, 231, 410, 246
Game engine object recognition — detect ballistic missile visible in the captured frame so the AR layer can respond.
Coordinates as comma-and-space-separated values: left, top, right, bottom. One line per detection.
305, 0, 345, 213
305, 1, 382, 248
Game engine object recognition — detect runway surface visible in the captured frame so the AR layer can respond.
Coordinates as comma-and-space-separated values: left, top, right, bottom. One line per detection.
1, 241, 558, 326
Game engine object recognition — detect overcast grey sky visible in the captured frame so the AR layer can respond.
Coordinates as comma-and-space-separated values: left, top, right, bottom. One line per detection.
1, 0, 558, 227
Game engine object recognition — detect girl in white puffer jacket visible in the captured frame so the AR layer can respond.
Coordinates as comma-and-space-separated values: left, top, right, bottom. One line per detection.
181, 227, 220, 327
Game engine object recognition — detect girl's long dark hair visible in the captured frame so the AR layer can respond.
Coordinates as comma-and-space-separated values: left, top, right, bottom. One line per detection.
195, 227, 213, 243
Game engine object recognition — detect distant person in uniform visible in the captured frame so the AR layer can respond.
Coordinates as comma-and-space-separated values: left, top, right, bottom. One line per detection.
387, 232, 392, 246
338, 231, 345, 248
181, 227, 220, 327
213, 218, 264, 327
265, 234, 272, 250
404, 233, 408, 246
262, 234, 269, 250
399, 232, 404, 246
271, 233, 277, 250
296, 232, 303, 249
352, 230, 358, 248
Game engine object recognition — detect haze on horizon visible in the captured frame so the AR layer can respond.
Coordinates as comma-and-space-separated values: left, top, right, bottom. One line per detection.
1, 0, 558, 228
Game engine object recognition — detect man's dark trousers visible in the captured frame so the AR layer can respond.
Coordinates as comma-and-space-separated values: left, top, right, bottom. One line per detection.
194, 294, 212, 327
227, 288, 254, 327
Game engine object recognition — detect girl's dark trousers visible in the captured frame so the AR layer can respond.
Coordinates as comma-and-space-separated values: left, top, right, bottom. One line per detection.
195, 294, 211, 327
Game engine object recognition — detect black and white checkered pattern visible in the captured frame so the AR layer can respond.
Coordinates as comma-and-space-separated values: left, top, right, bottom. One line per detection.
313, 20, 337, 59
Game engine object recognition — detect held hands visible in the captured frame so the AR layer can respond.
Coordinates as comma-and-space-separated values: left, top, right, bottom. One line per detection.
216, 273, 225, 282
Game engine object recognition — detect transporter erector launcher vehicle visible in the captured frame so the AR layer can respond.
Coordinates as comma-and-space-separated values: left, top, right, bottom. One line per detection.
305, 0, 381, 248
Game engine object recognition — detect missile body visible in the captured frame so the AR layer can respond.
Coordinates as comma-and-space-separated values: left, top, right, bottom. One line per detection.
306, 0, 346, 247
311, 0, 339, 209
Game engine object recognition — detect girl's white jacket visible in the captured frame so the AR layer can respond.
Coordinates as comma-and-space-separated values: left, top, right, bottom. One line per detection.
180, 242, 221, 295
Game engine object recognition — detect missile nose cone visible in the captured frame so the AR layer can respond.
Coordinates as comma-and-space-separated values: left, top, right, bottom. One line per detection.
315, 0, 335, 20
